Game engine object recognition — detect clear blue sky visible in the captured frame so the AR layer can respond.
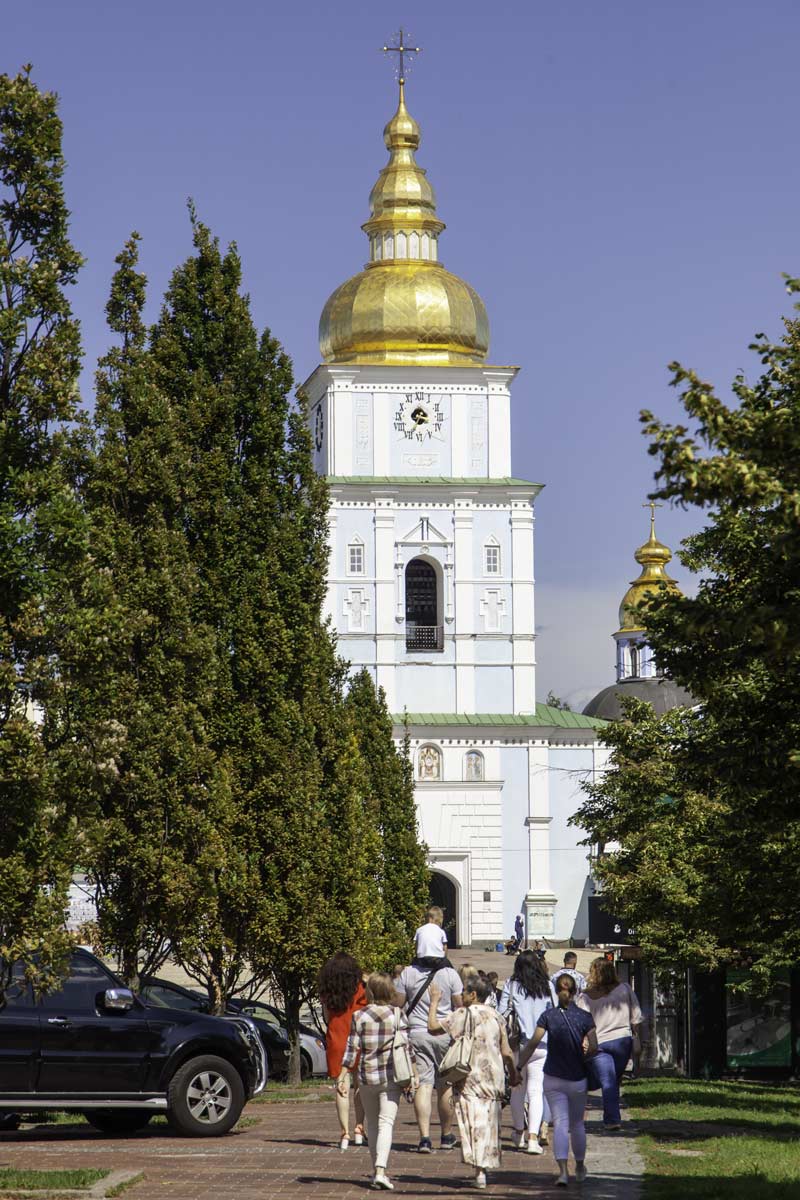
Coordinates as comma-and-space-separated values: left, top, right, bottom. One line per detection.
7, 0, 799, 706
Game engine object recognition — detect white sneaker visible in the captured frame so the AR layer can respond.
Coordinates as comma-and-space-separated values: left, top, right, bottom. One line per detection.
555, 1171, 569, 1187
575, 1163, 587, 1182
475, 1170, 487, 1189
527, 1139, 544, 1154
354, 1131, 364, 1146
371, 1174, 394, 1191
511, 1128, 526, 1149
339, 1135, 349, 1151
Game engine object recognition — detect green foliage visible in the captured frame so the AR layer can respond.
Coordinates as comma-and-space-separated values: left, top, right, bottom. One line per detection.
572, 697, 727, 970
137, 216, 301, 1010
0, 66, 84, 1001
575, 286, 800, 980
68, 234, 229, 987
545, 690, 573, 711
345, 670, 429, 966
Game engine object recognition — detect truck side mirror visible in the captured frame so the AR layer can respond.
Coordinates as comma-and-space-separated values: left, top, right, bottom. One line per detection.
103, 987, 134, 1011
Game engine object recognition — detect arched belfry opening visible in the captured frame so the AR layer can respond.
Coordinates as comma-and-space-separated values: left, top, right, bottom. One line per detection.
405, 557, 443, 651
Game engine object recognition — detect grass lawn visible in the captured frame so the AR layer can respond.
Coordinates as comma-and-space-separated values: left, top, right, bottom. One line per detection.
0, 1167, 108, 1190
249, 1079, 334, 1105
624, 1078, 800, 1198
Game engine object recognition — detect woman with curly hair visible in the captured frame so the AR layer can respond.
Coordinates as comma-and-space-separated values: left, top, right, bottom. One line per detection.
318, 952, 367, 1150
576, 957, 642, 1130
498, 949, 556, 1152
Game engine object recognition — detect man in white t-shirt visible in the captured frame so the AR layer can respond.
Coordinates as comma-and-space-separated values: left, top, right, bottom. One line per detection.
413, 906, 448, 963
550, 951, 587, 992
398, 958, 463, 1152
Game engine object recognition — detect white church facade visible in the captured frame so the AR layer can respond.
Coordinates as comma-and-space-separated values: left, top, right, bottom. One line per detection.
302, 75, 606, 947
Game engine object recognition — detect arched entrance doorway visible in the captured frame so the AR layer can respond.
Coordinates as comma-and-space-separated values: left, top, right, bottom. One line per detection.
429, 872, 459, 949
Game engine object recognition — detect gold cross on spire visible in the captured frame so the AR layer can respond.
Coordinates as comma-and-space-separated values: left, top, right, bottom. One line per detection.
381, 28, 422, 85
643, 499, 663, 535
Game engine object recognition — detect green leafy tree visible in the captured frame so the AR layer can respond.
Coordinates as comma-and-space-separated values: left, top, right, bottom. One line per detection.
572, 698, 726, 970
149, 218, 388, 1063
345, 670, 429, 965
141, 216, 299, 1011
574, 283, 800, 980
66, 234, 229, 988
0, 66, 85, 1001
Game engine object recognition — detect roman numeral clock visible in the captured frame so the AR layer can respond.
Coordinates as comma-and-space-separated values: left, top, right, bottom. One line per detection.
394, 393, 445, 443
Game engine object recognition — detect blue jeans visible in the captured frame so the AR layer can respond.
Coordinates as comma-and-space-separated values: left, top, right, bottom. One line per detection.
587, 1036, 632, 1125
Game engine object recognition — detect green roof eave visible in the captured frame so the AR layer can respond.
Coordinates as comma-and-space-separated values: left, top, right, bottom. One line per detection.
327, 476, 544, 492
391, 704, 607, 731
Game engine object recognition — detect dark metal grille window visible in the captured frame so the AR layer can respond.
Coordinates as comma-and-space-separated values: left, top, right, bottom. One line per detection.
405, 558, 443, 652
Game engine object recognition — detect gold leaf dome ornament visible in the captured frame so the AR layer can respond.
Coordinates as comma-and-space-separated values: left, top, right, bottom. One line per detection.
319, 82, 490, 366
617, 511, 682, 633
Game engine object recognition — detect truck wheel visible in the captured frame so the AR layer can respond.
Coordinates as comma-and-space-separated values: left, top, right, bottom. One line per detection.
167, 1055, 244, 1137
82, 1110, 153, 1134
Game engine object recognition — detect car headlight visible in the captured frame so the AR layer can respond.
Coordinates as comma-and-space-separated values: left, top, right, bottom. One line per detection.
315, 1038, 324, 1049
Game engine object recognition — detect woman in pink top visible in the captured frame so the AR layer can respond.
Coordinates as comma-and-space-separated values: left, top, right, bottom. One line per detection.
576, 959, 642, 1129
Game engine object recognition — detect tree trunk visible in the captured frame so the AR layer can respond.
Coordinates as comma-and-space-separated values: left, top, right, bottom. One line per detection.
284, 981, 303, 1086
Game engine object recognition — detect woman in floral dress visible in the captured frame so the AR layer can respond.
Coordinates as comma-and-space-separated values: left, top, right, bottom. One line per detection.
428, 975, 518, 1189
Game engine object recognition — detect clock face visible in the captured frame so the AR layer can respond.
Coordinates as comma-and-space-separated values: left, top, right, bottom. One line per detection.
314, 404, 324, 451
394, 392, 445, 443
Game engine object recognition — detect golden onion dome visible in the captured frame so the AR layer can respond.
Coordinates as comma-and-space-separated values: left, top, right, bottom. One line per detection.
319, 82, 490, 366
617, 510, 682, 632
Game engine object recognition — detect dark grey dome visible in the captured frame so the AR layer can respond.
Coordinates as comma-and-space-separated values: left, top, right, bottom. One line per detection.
582, 677, 695, 720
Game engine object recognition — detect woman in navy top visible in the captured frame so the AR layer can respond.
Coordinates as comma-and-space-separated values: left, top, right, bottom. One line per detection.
518, 973, 597, 1188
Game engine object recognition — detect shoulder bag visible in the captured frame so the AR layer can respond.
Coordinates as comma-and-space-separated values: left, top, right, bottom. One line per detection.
391, 1009, 414, 1087
439, 1006, 476, 1085
504, 984, 522, 1051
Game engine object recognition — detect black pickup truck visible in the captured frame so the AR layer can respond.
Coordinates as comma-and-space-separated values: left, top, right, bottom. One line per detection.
0, 949, 266, 1136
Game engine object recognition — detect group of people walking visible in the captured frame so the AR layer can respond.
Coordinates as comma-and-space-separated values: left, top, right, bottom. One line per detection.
317, 908, 642, 1191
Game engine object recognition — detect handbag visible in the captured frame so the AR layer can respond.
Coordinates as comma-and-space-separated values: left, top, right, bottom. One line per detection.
391, 1010, 414, 1087
505, 984, 522, 1051
439, 1007, 475, 1085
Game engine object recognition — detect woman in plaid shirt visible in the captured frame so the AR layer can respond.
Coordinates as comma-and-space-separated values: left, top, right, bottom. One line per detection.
338, 973, 418, 1191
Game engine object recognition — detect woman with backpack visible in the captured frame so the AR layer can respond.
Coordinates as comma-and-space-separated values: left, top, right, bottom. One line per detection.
518, 973, 598, 1188
498, 949, 557, 1153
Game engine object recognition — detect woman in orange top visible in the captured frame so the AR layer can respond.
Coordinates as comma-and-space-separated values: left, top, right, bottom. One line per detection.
318, 952, 367, 1150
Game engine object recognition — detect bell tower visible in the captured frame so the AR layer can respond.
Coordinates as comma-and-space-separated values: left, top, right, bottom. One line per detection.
302, 62, 538, 716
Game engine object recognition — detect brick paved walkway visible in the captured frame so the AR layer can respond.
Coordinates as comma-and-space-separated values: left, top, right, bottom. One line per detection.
0, 1094, 642, 1199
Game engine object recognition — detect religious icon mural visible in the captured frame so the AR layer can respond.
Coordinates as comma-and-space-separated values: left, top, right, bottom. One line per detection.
464, 751, 484, 781
418, 744, 442, 781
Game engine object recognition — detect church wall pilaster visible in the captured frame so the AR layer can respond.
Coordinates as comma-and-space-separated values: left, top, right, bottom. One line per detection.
511, 501, 536, 714
374, 500, 397, 708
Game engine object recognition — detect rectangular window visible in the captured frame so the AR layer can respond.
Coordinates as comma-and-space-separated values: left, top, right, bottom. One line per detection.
485, 545, 500, 575
348, 544, 364, 575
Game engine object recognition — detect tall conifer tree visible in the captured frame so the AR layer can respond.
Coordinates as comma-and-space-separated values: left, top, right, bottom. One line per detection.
345, 670, 429, 965
0, 67, 84, 999
146, 219, 385, 1036
68, 235, 228, 987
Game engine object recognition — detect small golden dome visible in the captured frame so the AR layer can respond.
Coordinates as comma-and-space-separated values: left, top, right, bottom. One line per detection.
617, 510, 682, 632
319, 82, 490, 366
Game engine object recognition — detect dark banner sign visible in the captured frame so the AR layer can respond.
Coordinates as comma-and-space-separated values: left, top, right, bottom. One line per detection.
588, 896, 638, 945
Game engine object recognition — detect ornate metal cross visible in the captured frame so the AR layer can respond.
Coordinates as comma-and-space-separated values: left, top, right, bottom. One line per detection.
381, 28, 422, 84
643, 499, 663, 529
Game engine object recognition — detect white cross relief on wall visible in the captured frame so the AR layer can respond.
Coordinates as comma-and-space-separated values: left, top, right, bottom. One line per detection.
480, 588, 506, 632
344, 588, 370, 632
